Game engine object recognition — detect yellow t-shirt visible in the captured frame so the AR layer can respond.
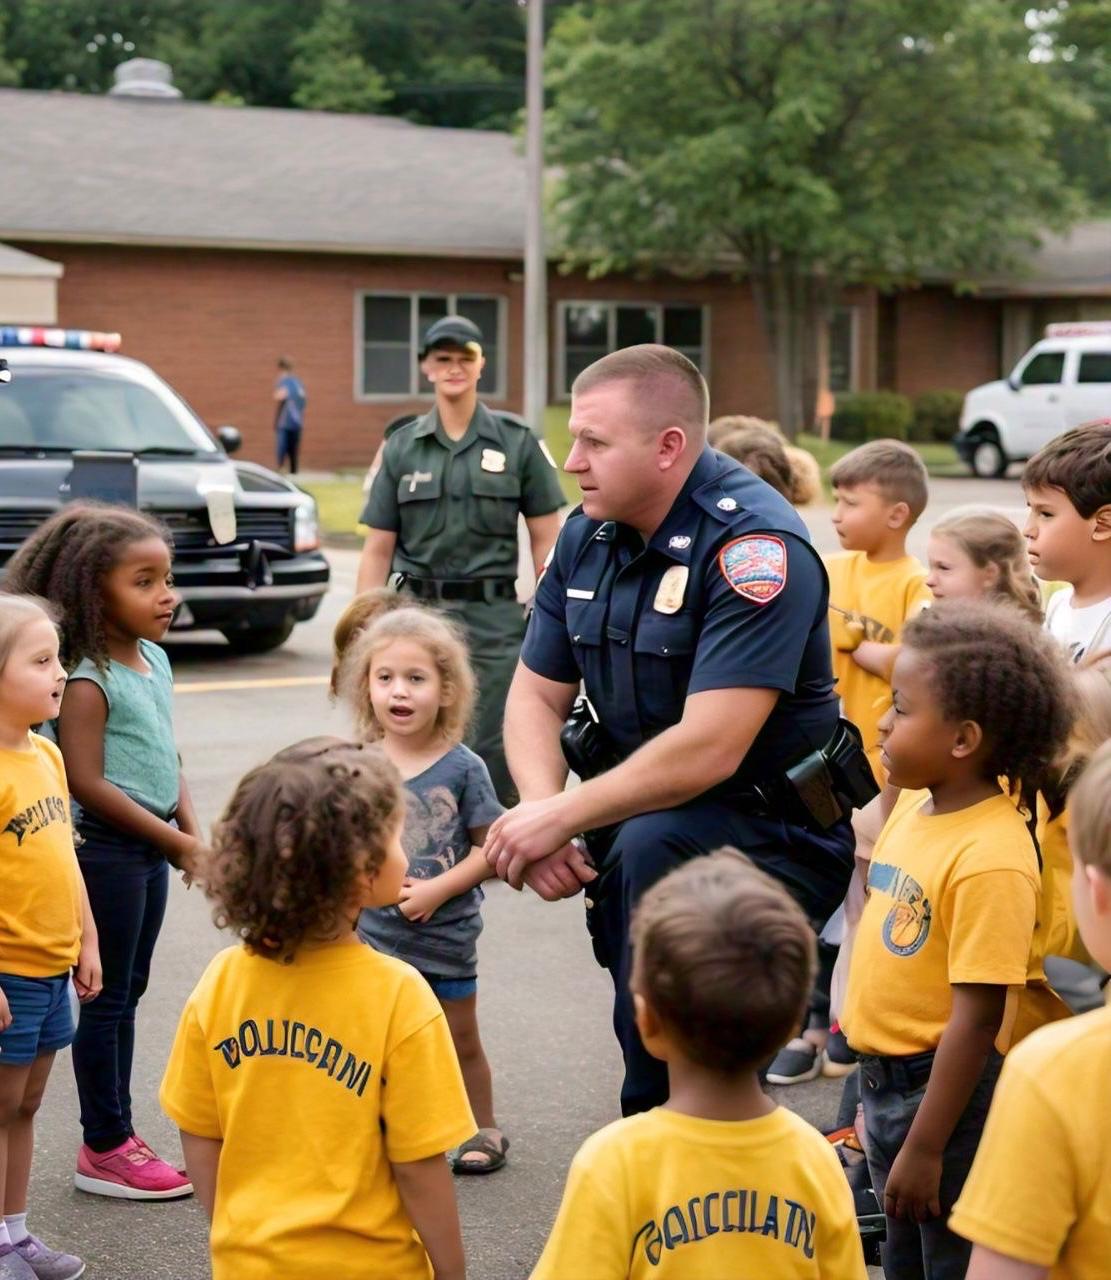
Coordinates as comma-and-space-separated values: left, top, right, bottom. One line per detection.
950, 1005, 1111, 1277
1037, 801, 1089, 966
160, 940, 475, 1280
841, 789, 1038, 1056
0, 733, 82, 977
530, 1106, 867, 1280
824, 551, 931, 781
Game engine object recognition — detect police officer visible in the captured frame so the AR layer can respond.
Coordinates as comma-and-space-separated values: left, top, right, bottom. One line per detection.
356, 315, 565, 803
484, 344, 864, 1116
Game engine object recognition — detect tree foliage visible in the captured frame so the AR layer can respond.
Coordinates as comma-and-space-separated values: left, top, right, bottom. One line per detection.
0, 0, 531, 128
544, 0, 1092, 432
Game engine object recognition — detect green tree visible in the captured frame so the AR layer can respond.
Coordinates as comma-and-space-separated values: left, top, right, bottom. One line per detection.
545, 0, 1090, 433
0, 12, 24, 87
291, 0, 391, 114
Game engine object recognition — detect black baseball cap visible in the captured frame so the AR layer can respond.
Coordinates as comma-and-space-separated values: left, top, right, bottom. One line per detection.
419, 315, 484, 358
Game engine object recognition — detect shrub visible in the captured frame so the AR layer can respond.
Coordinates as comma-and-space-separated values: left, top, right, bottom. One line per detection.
911, 389, 965, 443
831, 391, 913, 442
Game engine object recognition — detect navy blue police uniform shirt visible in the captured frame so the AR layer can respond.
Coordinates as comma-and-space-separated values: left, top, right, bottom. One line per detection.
521, 446, 839, 780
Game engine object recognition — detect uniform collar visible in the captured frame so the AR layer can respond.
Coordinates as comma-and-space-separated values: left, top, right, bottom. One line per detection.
416, 401, 500, 445
647, 447, 729, 562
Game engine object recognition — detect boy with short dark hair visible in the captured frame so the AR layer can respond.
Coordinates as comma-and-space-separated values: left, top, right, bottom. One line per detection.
1022, 419, 1111, 663
529, 851, 867, 1280
826, 439, 932, 782
951, 739, 1111, 1280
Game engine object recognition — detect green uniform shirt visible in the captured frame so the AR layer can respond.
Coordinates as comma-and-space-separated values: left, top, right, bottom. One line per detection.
360, 403, 565, 579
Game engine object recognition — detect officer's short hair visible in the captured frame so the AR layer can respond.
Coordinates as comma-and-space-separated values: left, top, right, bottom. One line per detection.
631, 849, 816, 1074
572, 344, 708, 435
829, 439, 929, 522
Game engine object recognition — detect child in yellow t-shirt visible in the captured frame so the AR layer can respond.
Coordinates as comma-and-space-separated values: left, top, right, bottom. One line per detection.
531, 851, 867, 1280
160, 738, 475, 1280
825, 439, 932, 782
952, 739, 1111, 1280
0, 595, 100, 1279
840, 600, 1075, 1280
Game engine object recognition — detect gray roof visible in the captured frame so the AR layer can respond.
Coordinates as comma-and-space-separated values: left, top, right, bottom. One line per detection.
978, 222, 1111, 296
0, 88, 525, 258
0, 242, 63, 277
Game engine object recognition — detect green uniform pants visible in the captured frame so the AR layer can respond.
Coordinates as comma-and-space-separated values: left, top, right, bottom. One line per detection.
446, 597, 526, 807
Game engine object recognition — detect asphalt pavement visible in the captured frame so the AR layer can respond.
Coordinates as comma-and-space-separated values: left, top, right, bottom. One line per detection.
26, 472, 1026, 1279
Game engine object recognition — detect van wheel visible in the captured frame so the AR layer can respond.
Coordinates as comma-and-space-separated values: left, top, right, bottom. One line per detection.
221, 618, 295, 654
969, 435, 1008, 479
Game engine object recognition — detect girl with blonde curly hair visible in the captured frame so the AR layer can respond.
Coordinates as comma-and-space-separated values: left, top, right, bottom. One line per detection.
336, 595, 509, 1174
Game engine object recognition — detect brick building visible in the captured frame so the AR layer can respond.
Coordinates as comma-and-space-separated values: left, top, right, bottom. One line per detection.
2, 84, 1109, 470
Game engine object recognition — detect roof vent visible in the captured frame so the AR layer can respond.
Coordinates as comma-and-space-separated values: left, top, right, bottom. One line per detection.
108, 58, 182, 99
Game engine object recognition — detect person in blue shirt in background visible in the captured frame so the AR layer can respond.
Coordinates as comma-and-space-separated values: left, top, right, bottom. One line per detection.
273, 356, 307, 474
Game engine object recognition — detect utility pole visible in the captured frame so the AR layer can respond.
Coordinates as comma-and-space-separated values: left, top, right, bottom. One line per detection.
523, 0, 547, 435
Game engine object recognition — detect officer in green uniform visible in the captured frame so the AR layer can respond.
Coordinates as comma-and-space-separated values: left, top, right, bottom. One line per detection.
356, 315, 565, 803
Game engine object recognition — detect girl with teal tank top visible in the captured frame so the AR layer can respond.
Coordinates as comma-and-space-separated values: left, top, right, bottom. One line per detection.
4, 503, 200, 1201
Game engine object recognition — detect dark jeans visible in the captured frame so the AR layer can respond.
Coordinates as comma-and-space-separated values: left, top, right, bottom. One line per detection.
276, 425, 301, 473
72, 821, 169, 1150
861, 1049, 1003, 1280
592, 798, 854, 1116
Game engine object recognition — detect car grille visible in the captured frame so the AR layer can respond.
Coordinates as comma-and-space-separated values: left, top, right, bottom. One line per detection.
160, 508, 292, 553
0, 508, 54, 548
0, 507, 292, 553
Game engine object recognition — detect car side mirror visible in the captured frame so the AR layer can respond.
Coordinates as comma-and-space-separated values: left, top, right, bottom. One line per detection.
1007, 374, 1021, 392
216, 425, 242, 455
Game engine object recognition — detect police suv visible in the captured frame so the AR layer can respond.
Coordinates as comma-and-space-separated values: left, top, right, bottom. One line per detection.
955, 322, 1111, 477
0, 329, 329, 652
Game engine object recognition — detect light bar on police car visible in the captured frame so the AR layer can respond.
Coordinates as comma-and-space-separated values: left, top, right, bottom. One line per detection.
1044, 321, 1111, 338
0, 327, 122, 352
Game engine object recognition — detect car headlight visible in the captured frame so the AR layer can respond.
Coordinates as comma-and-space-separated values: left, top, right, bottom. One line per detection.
294, 500, 319, 552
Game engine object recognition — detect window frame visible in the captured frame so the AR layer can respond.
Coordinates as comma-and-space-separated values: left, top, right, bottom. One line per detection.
1076, 351, 1111, 385
354, 289, 508, 402
827, 305, 860, 394
554, 300, 711, 400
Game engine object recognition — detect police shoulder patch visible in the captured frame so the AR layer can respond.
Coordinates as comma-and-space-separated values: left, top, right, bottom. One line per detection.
718, 535, 787, 604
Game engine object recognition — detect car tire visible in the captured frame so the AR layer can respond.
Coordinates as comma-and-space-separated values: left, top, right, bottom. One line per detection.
969, 433, 1008, 479
221, 618, 295, 654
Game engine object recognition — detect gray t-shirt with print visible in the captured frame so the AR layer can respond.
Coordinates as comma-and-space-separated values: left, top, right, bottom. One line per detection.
358, 744, 502, 980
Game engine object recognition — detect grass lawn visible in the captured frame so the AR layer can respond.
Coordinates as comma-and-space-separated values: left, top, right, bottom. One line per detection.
301, 409, 961, 537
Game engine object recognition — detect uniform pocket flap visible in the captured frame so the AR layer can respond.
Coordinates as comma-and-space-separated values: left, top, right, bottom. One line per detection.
566, 599, 606, 646
397, 471, 443, 503
633, 614, 698, 657
470, 472, 522, 500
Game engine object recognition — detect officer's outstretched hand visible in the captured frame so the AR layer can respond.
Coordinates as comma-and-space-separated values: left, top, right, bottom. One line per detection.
484, 797, 597, 892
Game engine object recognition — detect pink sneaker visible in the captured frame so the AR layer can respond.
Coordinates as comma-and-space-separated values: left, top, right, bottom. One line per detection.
75, 1138, 193, 1200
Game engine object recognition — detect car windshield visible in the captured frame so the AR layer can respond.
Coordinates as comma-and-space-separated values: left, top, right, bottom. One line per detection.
0, 369, 218, 454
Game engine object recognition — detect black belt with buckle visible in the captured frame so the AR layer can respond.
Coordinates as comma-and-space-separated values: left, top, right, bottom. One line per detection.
401, 576, 517, 603
858, 1050, 935, 1093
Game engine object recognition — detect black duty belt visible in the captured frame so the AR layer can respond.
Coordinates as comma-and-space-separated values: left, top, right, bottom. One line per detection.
858, 1050, 934, 1094
401, 576, 517, 603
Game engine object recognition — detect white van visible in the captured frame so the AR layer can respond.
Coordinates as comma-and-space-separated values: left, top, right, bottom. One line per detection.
955, 322, 1111, 477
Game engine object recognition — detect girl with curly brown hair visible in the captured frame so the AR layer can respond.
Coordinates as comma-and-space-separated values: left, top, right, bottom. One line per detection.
337, 596, 509, 1175
840, 600, 1076, 1280
4, 502, 199, 1201
159, 737, 474, 1280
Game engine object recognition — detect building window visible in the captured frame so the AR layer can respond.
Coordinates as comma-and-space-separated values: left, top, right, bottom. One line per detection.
557, 302, 708, 397
357, 292, 505, 399
827, 307, 858, 393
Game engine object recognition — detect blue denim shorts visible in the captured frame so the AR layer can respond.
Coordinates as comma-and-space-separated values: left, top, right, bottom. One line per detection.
0, 972, 76, 1066
421, 974, 477, 1002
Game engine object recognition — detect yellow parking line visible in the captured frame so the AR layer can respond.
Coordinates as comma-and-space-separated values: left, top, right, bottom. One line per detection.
175, 675, 330, 695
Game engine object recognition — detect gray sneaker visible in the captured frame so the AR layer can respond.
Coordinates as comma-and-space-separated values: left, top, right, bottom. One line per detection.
0, 1244, 37, 1280
12, 1237, 84, 1280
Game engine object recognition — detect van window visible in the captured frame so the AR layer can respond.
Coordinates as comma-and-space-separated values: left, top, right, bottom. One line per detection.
1077, 352, 1111, 384
1020, 352, 1065, 386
